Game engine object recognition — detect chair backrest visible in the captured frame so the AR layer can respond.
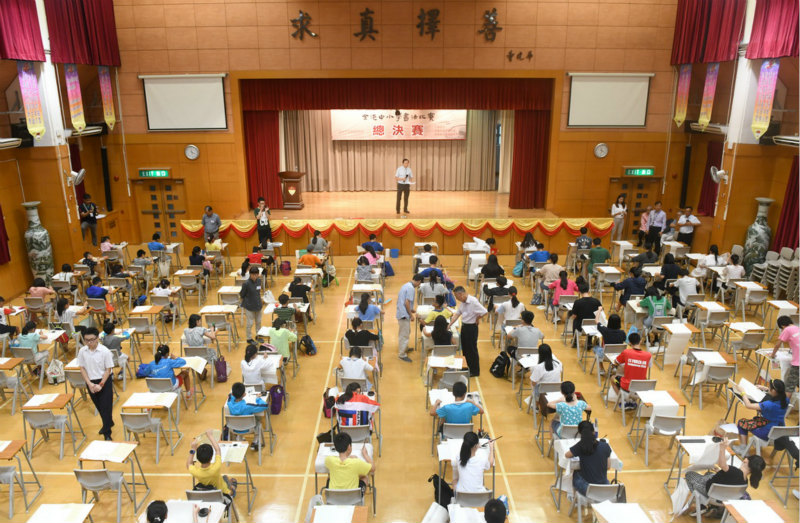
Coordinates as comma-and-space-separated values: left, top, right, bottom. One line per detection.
738, 332, 765, 348
149, 295, 171, 308
628, 379, 657, 393
127, 265, 144, 277
440, 370, 470, 390
186, 489, 225, 504
559, 295, 578, 306
779, 247, 794, 260
225, 414, 258, 433
538, 382, 562, 394
453, 490, 492, 508
340, 424, 371, 443
234, 276, 248, 286
244, 382, 266, 393
66, 369, 88, 388
204, 314, 229, 330
121, 412, 155, 432
287, 297, 304, 305
652, 415, 686, 435
128, 316, 154, 332
558, 424, 580, 440
603, 344, 626, 353
52, 280, 71, 292
584, 483, 622, 503
706, 365, 735, 382
74, 469, 115, 492
23, 297, 45, 310
684, 294, 705, 306
419, 296, 436, 305
706, 483, 748, 502
23, 410, 56, 427
10, 346, 35, 363
108, 277, 128, 289
766, 425, 800, 442
730, 245, 744, 258
323, 488, 364, 506
183, 346, 212, 361
146, 377, 174, 393
747, 289, 769, 304
431, 345, 457, 358
504, 319, 523, 327
218, 292, 240, 306
651, 316, 673, 328
187, 265, 204, 272
87, 298, 107, 312
340, 377, 368, 392
179, 275, 199, 287
706, 310, 730, 323
515, 346, 538, 359
582, 319, 597, 328
442, 423, 474, 440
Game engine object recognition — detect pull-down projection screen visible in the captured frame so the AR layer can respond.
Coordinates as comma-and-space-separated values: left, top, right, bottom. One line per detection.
567, 73, 653, 127
140, 74, 227, 131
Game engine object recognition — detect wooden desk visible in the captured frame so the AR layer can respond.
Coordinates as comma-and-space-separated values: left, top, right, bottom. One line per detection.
311, 505, 368, 523
21, 392, 86, 458
122, 392, 182, 453
129, 305, 164, 316
723, 499, 789, 523
79, 440, 150, 512
0, 440, 43, 517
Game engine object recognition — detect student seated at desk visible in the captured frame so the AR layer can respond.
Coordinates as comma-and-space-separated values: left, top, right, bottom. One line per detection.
362, 244, 381, 266
189, 246, 212, 277
484, 499, 507, 523
238, 259, 251, 278
549, 271, 578, 310
85, 276, 108, 300
101, 322, 129, 378
204, 235, 222, 254
133, 249, 153, 267
481, 254, 505, 279
0, 296, 19, 338
54, 298, 91, 337
13, 321, 48, 367
684, 439, 765, 518
529, 344, 561, 397
610, 333, 651, 402
569, 282, 601, 348
655, 253, 681, 292
691, 244, 722, 279
732, 378, 788, 455
338, 346, 375, 392
307, 229, 330, 254
495, 287, 525, 324
594, 313, 626, 375
508, 311, 544, 359
564, 421, 611, 495
420, 272, 448, 301
430, 380, 483, 427
452, 432, 494, 493
419, 244, 435, 265
575, 227, 592, 251
356, 256, 373, 282
187, 430, 237, 502
241, 344, 277, 384
631, 242, 658, 268
547, 381, 590, 437
483, 276, 510, 312
423, 315, 453, 346
266, 318, 297, 360
325, 432, 375, 493
148, 233, 165, 253
536, 254, 562, 311
81, 251, 99, 275
345, 318, 380, 349
472, 236, 497, 255
146, 500, 204, 523
520, 232, 537, 251
99, 236, 113, 253
419, 295, 451, 329
227, 382, 269, 450
248, 245, 274, 267
639, 286, 671, 332
152, 279, 172, 298
109, 263, 133, 291
670, 268, 700, 308
53, 264, 79, 294
273, 294, 297, 323
661, 218, 677, 242
720, 254, 746, 292
587, 238, 611, 276
27, 277, 55, 321
299, 246, 325, 268
144, 344, 191, 395
528, 242, 550, 263
361, 234, 384, 253
613, 267, 646, 313
184, 314, 217, 363
289, 277, 312, 304
354, 293, 382, 323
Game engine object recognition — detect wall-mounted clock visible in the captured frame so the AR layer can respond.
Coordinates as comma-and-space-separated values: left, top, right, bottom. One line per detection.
594, 143, 609, 159
184, 144, 200, 160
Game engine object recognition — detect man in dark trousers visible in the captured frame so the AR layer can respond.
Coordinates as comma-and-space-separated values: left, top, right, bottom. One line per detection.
449, 286, 487, 377
394, 158, 413, 214
79, 193, 99, 246
239, 266, 263, 344
78, 327, 115, 440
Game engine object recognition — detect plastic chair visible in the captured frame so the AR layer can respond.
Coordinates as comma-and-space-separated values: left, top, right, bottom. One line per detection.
735, 288, 768, 322
146, 377, 188, 411
569, 483, 623, 523
687, 365, 734, 410
150, 295, 179, 333
693, 483, 747, 523
205, 313, 236, 353
74, 469, 133, 523
441, 423, 473, 442
728, 331, 765, 371
742, 425, 800, 457
23, 410, 70, 459
183, 345, 215, 388
0, 464, 26, 518
225, 414, 265, 465
179, 275, 205, 306
453, 490, 492, 508
0, 370, 27, 415
698, 310, 729, 347
129, 316, 162, 355
638, 415, 685, 466
10, 346, 47, 390
322, 488, 364, 506
121, 412, 170, 464
23, 297, 50, 324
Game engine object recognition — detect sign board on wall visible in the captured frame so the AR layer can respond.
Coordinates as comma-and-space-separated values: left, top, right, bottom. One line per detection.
331, 109, 467, 140
139, 168, 170, 178
623, 167, 656, 177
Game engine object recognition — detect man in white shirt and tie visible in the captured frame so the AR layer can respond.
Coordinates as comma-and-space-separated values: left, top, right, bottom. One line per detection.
676, 206, 701, 247
395, 158, 413, 214
449, 286, 488, 377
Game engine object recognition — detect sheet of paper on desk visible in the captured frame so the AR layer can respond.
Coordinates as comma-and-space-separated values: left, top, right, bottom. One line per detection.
687, 439, 723, 469
592, 501, 651, 523
127, 392, 175, 408
66, 358, 79, 368
131, 306, 152, 313
28, 504, 94, 523
697, 301, 725, 311
665, 323, 691, 334
81, 441, 135, 463
428, 356, 461, 369
545, 391, 563, 402
25, 393, 58, 407
0, 441, 11, 453
518, 355, 538, 369
448, 504, 485, 523
313, 505, 355, 523
183, 356, 207, 374
726, 500, 782, 523
735, 377, 766, 402
0, 358, 8, 365
730, 322, 763, 332
430, 389, 455, 406
219, 442, 248, 463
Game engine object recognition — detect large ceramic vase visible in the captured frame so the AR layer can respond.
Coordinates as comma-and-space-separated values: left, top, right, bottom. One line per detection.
22, 201, 54, 283
742, 197, 775, 275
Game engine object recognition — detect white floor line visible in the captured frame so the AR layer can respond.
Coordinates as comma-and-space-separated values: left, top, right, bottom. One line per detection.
474, 377, 518, 519
33, 471, 310, 478
293, 268, 353, 523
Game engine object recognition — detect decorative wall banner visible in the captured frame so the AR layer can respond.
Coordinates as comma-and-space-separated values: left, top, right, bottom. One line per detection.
16, 61, 45, 140
697, 62, 719, 131
98, 66, 115, 130
64, 64, 85, 132
331, 109, 467, 140
673, 64, 692, 127
752, 59, 780, 139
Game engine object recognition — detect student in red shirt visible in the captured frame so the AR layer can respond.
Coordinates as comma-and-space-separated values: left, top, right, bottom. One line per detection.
611, 332, 651, 395
247, 246, 263, 265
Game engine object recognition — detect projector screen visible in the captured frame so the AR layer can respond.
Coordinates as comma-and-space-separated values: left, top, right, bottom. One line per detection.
141, 75, 227, 131
568, 74, 652, 127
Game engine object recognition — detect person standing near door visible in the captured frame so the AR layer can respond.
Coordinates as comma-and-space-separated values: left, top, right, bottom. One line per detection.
202, 206, 222, 240
254, 197, 272, 245
395, 159, 413, 214
449, 286, 487, 377
647, 201, 667, 255
79, 193, 99, 246
676, 206, 701, 247
610, 194, 627, 241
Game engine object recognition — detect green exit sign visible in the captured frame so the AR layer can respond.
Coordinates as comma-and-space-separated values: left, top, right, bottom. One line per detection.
624, 167, 656, 177
139, 169, 170, 178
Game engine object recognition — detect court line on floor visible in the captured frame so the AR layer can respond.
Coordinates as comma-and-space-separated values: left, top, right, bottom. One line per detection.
33, 471, 310, 478
474, 377, 518, 518
293, 268, 353, 523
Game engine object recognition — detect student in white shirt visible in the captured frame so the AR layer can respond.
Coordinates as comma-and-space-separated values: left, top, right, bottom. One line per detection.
610, 194, 627, 241
495, 288, 525, 327
691, 244, 722, 279
53, 263, 80, 301
54, 298, 90, 337
676, 206, 701, 247
452, 432, 494, 493
529, 344, 562, 398
419, 244, 435, 265
722, 254, 746, 287
395, 158, 413, 214
337, 346, 375, 392
670, 268, 700, 306
240, 344, 277, 385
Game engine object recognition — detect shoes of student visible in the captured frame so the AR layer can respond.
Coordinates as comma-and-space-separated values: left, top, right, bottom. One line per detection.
247, 339, 255, 345
623, 401, 637, 411
104, 433, 112, 441
792, 489, 799, 500
404, 210, 410, 214
731, 443, 748, 455
250, 442, 260, 451
398, 356, 412, 363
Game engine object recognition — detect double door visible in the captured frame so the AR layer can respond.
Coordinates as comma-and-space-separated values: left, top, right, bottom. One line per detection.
607, 177, 661, 240
133, 179, 187, 242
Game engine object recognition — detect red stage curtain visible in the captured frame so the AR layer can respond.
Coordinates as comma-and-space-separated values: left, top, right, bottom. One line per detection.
509, 110, 550, 209
746, 0, 799, 59
243, 111, 283, 209
44, 0, 120, 66
670, 0, 746, 65
0, 0, 45, 61
0, 204, 10, 265
241, 78, 552, 111
772, 155, 799, 250
697, 140, 723, 216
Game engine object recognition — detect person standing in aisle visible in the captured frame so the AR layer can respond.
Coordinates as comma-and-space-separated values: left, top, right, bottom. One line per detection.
254, 197, 272, 245
79, 193, 99, 246
395, 158, 413, 214
202, 206, 222, 240
610, 194, 627, 241
449, 286, 487, 377
397, 274, 423, 362
239, 266, 263, 344
78, 327, 115, 440
647, 201, 667, 255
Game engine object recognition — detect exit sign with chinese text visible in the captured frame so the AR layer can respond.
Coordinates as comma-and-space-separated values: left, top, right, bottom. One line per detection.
623, 167, 656, 176
139, 169, 170, 178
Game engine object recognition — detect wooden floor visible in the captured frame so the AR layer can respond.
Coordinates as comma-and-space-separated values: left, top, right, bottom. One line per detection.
2, 251, 797, 523
234, 191, 559, 220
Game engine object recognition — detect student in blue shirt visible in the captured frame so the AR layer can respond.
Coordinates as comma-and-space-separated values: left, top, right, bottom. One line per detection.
86, 276, 108, 299
227, 382, 270, 450
575, 227, 592, 251
418, 256, 445, 280
529, 242, 550, 263
612, 267, 647, 312
430, 381, 483, 430
361, 234, 384, 252
355, 293, 382, 322
146, 345, 191, 396
148, 233, 165, 253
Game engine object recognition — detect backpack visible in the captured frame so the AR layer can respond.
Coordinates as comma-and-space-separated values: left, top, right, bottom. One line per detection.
214, 356, 229, 383
321, 274, 330, 288
512, 260, 525, 277
531, 293, 544, 305
428, 473, 454, 507
135, 295, 147, 306
300, 335, 317, 355
135, 362, 153, 378
46, 358, 64, 384
280, 261, 291, 276
651, 297, 668, 317
269, 384, 284, 415
322, 388, 335, 418
490, 351, 510, 378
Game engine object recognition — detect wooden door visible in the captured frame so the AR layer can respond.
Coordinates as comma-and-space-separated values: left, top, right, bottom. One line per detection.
132, 179, 187, 243
607, 177, 660, 240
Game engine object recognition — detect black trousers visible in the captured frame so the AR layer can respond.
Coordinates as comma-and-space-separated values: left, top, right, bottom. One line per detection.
257, 225, 272, 245
396, 183, 410, 213
647, 226, 663, 254
676, 231, 693, 247
89, 378, 114, 435
461, 323, 480, 376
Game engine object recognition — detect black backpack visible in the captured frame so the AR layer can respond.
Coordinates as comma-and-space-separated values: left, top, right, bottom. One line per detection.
428, 474, 453, 507
490, 351, 510, 378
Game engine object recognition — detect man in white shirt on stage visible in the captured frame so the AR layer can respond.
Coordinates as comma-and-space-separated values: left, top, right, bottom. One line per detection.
676, 206, 701, 247
395, 158, 413, 214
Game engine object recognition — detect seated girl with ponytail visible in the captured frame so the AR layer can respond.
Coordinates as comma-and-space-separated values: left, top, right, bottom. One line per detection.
452, 431, 494, 493
495, 286, 525, 326
145, 344, 192, 397
335, 382, 380, 430
146, 500, 203, 523
564, 420, 611, 495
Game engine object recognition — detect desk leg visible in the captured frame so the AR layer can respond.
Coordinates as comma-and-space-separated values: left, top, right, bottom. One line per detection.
68, 400, 87, 455
664, 447, 684, 495
17, 451, 43, 509
244, 454, 257, 513
129, 449, 151, 512
550, 466, 563, 510
168, 404, 183, 453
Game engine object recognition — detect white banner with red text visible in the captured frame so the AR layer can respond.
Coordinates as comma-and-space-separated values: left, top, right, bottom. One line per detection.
330, 109, 467, 140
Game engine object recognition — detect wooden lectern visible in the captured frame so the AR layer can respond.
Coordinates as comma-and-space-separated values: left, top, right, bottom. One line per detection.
278, 171, 306, 210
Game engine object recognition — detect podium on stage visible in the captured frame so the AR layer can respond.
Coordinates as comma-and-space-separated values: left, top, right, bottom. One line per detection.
278, 171, 306, 210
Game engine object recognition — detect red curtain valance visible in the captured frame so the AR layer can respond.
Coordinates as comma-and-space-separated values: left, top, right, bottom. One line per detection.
670, 0, 746, 65
0, 0, 45, 61
241, 78, 553, 111
746, 0, 799, 60
44, 0, 121, 66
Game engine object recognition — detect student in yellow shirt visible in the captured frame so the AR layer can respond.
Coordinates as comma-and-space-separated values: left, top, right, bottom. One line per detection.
186, 430, 237, 501
324, 432, 375, 491
420, 294, 452, 326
